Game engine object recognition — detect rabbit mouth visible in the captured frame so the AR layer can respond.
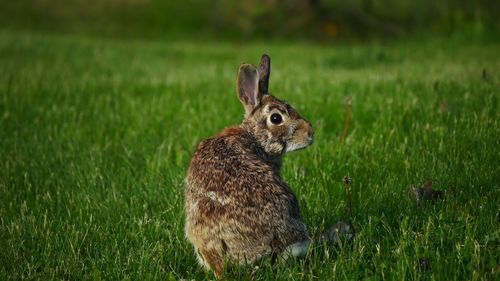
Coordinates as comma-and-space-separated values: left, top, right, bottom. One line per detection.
285, 139, 313, 152
308, 136, 314, 145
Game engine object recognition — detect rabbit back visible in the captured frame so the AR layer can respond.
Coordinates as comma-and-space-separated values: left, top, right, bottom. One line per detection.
185, 127, 309, 266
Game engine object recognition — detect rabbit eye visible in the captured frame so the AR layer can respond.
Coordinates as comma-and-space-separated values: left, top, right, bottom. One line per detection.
270, 113, 283, 124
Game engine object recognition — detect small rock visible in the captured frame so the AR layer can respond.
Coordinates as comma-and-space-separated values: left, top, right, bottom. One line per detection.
320, 221, 355, 246
410, 180, 444, 204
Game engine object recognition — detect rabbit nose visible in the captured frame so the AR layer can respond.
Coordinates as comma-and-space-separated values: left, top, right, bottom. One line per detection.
308, 125, 314, 138
307, 125, 314, 143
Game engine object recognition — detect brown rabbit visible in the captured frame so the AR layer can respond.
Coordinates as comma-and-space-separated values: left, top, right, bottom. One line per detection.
184, 54, 314, 278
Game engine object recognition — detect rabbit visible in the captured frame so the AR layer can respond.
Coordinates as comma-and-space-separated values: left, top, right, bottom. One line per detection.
184, 54, 314, 278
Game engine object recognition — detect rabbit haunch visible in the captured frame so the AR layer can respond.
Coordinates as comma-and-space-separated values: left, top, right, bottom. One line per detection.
184, 54, 314, 278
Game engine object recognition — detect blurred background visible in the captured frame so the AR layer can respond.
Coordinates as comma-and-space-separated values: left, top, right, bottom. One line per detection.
1, 0, 498, 42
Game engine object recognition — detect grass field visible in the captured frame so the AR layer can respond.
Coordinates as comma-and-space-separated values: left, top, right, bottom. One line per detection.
0, 30, 499, 280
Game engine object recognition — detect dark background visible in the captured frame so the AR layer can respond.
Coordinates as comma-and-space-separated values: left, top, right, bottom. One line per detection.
2, 0, 498, 41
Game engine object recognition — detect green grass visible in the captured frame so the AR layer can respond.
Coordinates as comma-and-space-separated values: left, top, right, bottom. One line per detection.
0, 30, 498, 280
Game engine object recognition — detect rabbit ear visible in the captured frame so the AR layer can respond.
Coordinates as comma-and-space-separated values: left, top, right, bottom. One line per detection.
258, 54, 271, 95
237, 64, 261, 116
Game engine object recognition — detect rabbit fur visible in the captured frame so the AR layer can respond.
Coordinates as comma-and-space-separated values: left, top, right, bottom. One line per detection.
184, 54, 314, 278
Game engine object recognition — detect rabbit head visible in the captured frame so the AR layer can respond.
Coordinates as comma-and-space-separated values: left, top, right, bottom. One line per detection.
237, 54, 314, 156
